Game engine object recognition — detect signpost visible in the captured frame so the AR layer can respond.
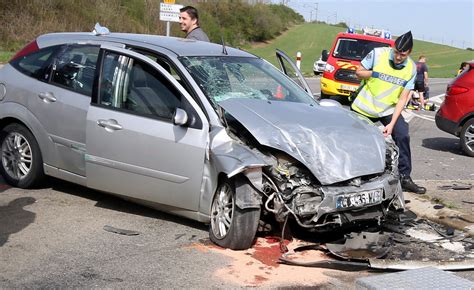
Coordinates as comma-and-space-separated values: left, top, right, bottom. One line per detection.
160, 1, 183, 37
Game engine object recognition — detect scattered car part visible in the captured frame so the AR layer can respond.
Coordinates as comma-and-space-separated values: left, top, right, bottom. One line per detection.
325, 232, 390, 260
103, 225, 140, 236
437, 184, 472, 190
368, 259, 474, 271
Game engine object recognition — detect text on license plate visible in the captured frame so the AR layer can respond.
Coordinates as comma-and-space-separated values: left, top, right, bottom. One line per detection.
336, 189, 383, 209
341, 84, 357, 91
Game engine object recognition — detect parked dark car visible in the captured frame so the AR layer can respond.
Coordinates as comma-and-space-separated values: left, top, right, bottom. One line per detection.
436, 61, 474, 157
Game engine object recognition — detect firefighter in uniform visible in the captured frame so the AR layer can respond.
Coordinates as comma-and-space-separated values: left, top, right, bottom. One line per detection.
352, 31, 426, 194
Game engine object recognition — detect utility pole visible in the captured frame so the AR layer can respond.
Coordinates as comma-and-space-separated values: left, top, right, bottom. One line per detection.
314, 2, 318, 23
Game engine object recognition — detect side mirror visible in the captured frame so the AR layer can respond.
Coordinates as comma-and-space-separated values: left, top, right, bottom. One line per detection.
321, 49, 329, 62
319, 99, 342, 108
173, 108, 189, 126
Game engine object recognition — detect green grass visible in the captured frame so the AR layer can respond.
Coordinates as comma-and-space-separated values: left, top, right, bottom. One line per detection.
247, 23, 474, 78
0, 51, 13, 64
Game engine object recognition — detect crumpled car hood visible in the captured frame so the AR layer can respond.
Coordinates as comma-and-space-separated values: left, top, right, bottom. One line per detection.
219, 98, 386, 185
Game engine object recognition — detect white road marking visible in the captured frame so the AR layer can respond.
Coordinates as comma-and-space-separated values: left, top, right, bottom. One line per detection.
429, 93, 445, 104
413, 113, 436, 122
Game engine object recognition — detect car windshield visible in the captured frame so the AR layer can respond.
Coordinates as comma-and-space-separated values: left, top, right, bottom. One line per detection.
179, 56, 316, 107
333, 38, 391, 61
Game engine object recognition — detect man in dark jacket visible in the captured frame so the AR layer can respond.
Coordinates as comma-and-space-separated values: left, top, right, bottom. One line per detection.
179, 6, 210, 42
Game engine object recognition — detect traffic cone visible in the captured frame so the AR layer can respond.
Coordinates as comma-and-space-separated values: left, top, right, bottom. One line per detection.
275, 85, 284, 99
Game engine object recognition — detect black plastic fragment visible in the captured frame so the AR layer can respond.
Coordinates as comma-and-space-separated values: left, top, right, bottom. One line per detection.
103, 225, 140, 236
278, 257, 369, 271
437, 184, 472, 190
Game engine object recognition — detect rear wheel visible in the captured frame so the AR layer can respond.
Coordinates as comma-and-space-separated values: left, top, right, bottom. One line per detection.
209, 178, 260, 250
0, 123, 45, 188
460, 119, 474, 157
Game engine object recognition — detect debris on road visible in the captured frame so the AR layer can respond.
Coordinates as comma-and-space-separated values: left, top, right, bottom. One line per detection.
438, 183, 473, 190
278, 217, 474, 271
103, 225, 140, 236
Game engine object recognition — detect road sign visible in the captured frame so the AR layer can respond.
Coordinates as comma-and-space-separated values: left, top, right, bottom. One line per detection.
160, 3, 183, 22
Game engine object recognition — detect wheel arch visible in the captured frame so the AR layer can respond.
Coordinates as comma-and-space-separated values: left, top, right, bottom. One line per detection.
0, 103, 57, 169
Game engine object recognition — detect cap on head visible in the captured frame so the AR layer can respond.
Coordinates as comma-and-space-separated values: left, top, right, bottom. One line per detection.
395, 31, 413, 52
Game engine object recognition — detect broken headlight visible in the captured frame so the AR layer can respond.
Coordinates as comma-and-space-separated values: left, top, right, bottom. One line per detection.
385, 138, 399, 174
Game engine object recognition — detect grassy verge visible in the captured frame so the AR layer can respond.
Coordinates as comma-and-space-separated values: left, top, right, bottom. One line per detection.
248, 23, 474, 78
0, 51, 13, 64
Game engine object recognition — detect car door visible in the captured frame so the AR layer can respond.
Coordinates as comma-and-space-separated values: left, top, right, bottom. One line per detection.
275, 49, 313, 95
28, 44, 100, 176
85, 45, 209, 211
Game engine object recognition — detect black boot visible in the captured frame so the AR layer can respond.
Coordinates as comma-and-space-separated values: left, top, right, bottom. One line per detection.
401, 175, 426, 194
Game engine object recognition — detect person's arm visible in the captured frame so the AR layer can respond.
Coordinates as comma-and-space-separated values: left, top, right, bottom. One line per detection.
424, 64, 428, 85
356, 66, 373, 80
356, 50, 375, 80
383, 89, 410, 137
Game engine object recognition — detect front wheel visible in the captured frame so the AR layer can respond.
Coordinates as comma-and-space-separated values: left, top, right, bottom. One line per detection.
460, 119, 474, 157
209, 178, 261, 250
0, 123, 45, 188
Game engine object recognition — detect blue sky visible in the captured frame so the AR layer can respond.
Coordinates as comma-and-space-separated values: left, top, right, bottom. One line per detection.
273, 0, 473, 49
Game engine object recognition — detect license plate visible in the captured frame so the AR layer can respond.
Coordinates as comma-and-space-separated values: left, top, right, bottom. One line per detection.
336, 189, 383, 209
341, 84, 357, 92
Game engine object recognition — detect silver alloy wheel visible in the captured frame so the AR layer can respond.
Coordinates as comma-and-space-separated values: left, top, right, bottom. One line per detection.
464, 123, 474, 152
1, 132, 33, 180
210, 183, 234, 239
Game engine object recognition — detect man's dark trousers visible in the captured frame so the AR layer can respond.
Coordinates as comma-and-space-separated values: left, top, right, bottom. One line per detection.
368, 114, 411, 176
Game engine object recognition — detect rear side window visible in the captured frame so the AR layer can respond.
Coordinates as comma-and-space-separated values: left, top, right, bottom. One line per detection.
10, 45, 58, 81
51, 45, 100, 96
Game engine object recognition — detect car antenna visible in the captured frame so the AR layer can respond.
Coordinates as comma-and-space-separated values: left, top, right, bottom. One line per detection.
221, 36, 228, 55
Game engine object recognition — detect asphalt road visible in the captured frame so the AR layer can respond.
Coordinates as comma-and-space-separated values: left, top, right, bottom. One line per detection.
1, 76, 473, 288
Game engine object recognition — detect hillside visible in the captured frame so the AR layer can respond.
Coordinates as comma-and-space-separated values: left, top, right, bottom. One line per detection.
248, 23, 474, 78
0, 0, 302, 63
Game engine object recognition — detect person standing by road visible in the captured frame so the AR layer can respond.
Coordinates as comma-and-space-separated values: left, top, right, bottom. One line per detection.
179, 6, 210, 42
414, 55, 429, 110
457, 62, 469, 75
351, 31, 426, 194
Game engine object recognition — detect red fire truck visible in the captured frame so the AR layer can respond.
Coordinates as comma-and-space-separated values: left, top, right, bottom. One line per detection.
320, 28, 394, 99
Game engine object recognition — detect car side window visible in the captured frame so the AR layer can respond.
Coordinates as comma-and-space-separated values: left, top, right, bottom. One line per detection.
99, 51, 181, 120
10, 45, 58, 81
50, 45, 99, 96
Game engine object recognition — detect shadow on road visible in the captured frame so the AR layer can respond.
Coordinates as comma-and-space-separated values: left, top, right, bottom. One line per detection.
422, 137, 465, 155
48, 178, 207, 232
0, 197, 36, 247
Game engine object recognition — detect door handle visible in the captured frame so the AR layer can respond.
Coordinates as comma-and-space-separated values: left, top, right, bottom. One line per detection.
97, 119, 123, 131
38, 92, 57, 103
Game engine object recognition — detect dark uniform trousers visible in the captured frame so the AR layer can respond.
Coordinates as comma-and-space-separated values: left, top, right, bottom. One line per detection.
367, 114, 411, 176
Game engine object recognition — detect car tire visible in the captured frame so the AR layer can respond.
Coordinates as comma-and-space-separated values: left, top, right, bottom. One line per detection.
0, 123, 45, 188
460, 118, 474, 157
320, 91, 329, 99
209, 178, 261, 250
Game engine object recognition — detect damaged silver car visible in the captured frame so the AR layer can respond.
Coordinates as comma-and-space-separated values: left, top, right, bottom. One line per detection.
0, 25, 404, 250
